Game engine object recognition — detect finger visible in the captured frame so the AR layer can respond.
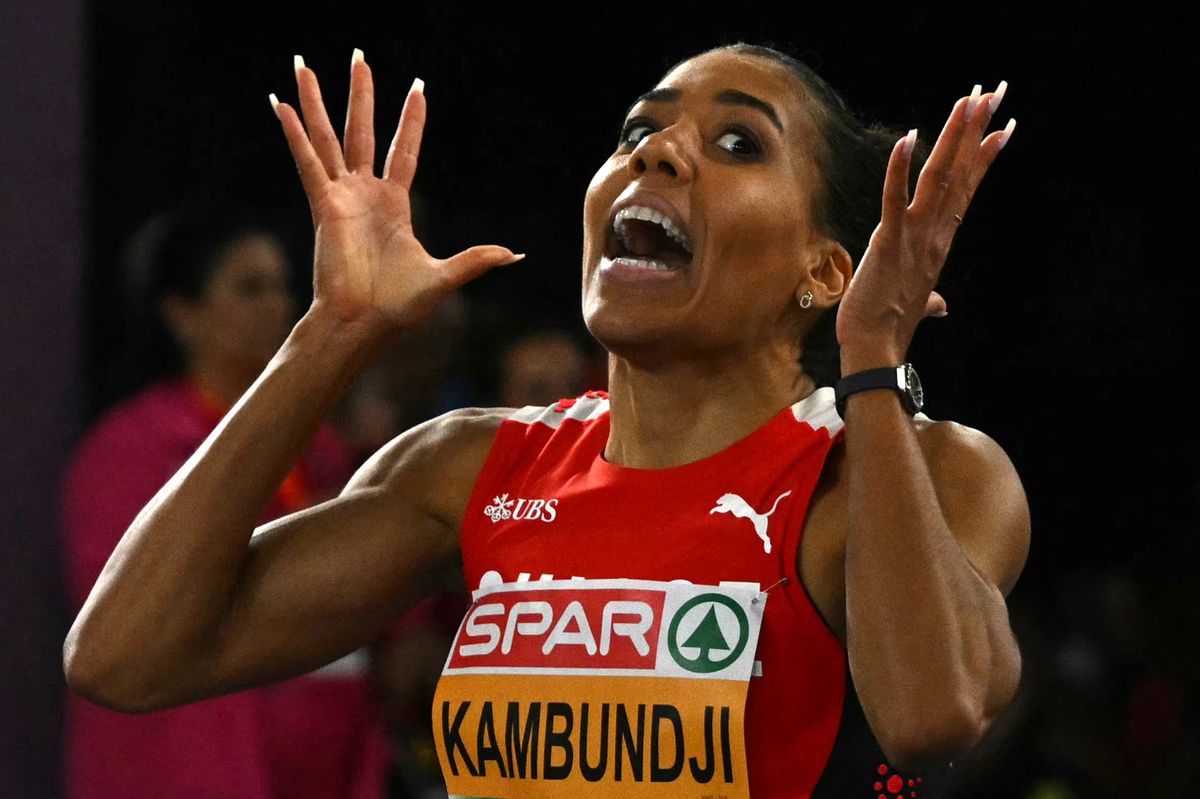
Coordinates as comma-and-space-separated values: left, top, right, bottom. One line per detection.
909, 94, 973, 219
384, 78, 426, 190
935, 83, 1006, 227
293, 56, 348, 178
924, 290, 948, 318
270, 94, 331, 203
343, 49, 376, 175
968, 117, 1016, 200
438, 246, 525, 288
880, 129, 917, 229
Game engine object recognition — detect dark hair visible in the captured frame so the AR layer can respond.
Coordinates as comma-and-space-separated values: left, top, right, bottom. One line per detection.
664, 42, 932, 387
116, 194, 290, 392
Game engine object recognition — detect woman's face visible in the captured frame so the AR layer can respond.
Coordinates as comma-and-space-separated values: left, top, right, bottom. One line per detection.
168, 234, 295, 373
582, 50, 828, 361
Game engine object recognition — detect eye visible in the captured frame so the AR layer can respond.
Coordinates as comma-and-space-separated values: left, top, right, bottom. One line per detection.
618, 118, 655, 148
617, 117, 763, 159
717, 126, 762, 157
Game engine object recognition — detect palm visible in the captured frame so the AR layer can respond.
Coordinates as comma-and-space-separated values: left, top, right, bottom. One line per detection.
271, 52, 520, 331
308, 175, 420, 321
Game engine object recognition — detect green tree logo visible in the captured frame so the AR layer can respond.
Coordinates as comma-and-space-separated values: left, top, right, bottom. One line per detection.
667, 594, 749, 674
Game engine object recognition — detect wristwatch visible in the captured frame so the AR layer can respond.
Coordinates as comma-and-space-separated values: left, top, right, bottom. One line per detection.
834, 363, 924, 418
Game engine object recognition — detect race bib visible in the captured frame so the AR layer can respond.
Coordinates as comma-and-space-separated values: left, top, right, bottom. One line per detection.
433, 578, 765, 799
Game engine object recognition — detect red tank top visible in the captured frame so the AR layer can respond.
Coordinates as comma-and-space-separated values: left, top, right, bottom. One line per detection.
458, 387, 953, 798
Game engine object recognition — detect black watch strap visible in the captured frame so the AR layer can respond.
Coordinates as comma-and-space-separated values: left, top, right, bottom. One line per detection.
835, 365, 917, 418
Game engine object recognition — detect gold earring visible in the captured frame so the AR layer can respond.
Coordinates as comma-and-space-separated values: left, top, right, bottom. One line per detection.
799, 290, 813, 309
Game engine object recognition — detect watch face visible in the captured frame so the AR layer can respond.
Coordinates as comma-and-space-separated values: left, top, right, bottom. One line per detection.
904, 364, 924, 411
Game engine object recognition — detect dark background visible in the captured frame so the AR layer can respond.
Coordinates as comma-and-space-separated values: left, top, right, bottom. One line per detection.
4, 3, 1196, 797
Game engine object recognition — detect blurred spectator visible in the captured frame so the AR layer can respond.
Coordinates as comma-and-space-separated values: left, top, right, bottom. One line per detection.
335, 294, 472, 798
338, 325, 589, 798
498, 329, 588, 407
335, 292, 470, 465
372, 589, 470, 799
61, 198, 388, 798
939, 569, 1200, 798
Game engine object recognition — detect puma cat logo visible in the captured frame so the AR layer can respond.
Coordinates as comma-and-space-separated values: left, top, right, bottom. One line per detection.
709, 491, 792, 554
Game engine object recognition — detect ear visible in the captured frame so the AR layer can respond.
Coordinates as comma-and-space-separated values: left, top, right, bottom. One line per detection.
796, 242, 854, 309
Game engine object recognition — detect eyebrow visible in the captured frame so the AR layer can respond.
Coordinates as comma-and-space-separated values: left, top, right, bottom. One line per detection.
624, 87, 784, 134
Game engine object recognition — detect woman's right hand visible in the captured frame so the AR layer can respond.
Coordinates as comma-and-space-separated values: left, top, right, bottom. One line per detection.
271, 50, 523, 335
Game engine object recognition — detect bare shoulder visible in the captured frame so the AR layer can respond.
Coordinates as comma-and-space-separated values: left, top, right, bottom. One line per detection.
345, 406, 519, 540
913, 417, 1031, 597
911, 414, 1005, 453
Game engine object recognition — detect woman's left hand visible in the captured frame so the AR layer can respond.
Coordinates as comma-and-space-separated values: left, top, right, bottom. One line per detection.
835, 82, 1015, 366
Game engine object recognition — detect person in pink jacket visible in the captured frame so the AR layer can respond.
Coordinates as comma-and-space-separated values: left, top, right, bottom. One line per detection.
61, 201, 389, 798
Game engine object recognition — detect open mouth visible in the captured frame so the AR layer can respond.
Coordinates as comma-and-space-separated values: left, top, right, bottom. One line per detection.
603, 208, 694, 271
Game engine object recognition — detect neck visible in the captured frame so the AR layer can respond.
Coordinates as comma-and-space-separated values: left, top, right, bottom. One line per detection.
603, 340, 817, 470
183, 356, 261, 411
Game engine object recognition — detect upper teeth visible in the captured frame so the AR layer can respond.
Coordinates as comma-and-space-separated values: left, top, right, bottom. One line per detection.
613, 205, 693, 255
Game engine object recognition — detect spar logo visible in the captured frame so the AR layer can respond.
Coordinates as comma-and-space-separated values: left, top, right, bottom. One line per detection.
448, 588, 664, 670
667, 594, 750, 674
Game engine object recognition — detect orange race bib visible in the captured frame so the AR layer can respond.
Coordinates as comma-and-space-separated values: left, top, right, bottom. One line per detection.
432, 578, 766, 799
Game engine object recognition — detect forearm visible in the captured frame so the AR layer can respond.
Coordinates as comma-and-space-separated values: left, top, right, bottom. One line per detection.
840, 356, 1018, 767
63, 309, 385, 706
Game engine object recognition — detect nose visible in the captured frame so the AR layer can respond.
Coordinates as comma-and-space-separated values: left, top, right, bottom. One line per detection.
626, 124, 694, 184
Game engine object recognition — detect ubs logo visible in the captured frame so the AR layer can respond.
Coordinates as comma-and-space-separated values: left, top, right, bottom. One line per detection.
483, 493, 560, 524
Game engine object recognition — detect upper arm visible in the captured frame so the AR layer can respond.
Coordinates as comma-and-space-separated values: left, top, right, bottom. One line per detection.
920, 420, 1031, 599
174, 407, 510, 706
920, 420, 1031, 736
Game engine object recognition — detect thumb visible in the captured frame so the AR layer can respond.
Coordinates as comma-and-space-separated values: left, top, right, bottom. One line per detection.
439, 246, 525, 287
924, 290, 948, 318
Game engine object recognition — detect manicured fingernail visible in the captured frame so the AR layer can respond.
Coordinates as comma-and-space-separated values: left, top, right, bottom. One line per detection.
294, 55, 305, 73
998, 117, 1016, 150
352, 48, 364, 65
507, 253, 526, 263
268, 93, 279, 116
988, 80, 1008, 115
410, 77, 425, 96
903, 128, 917, 157
966, 83, 982, 120
933, 309, 949, 317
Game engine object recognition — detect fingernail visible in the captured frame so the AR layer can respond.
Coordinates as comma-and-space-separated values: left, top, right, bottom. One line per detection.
410, 77, 425, 96
294, 55, 305, 73
966, 83, 982, 120
998, 117, 1017, 150
352, 48, 364, 65
933, 309, 949, 318
903, 128, 917, 157
268, 93, 279, 116
988, 80, 1007, 115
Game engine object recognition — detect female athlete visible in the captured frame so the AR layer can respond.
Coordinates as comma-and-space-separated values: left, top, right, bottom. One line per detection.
64, 43, 1029, 797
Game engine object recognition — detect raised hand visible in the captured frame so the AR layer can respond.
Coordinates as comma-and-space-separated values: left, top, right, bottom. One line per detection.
835, 82, 1015, 367
269, 50, 523, 335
